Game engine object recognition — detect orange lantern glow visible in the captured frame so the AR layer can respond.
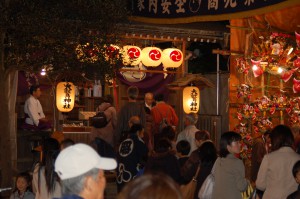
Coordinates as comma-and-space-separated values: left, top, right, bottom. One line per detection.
162, 48, 183, 68
183, 86, 200, 114
56, 82, 75, 112
121, 45, 143, 65
141, 47, 162, 67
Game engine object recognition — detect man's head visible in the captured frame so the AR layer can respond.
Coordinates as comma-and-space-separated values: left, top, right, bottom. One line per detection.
55, 144, 117, 199
184, 113, 198, 126
144, 92, 154, 106
154, 94, 164, 102
128, 116, 140, 128
29, 85, 41, 98
127, 86, 139, 100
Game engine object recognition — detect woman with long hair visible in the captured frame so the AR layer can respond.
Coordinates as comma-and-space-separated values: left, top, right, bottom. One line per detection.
256, 125, 300, 199
32, 138, 61, 199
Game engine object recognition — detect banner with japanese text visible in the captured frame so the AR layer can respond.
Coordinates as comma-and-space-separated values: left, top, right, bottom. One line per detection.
130, 0, 300, 24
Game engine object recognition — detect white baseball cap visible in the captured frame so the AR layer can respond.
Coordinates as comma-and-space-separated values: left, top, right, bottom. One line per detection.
55, 143, 117, 180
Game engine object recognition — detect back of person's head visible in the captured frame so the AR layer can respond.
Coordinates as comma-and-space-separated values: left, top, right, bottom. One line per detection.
292, 160, 300, 178
185, 113, 198, 125
60, 138, 75, 151
13, 172, 32, 193
219, 131, 242, 158
160, 126, 176, 141
129, 116, 140, 127
42, 138, 60, 164
103, 95, 114, 104
29, 85, 40, 95
154, 94, 164, 102
195, 130, 210, 142
270, 125, 294, 151
155, 138, 172, 153
118, 173, 182, 199
176, 140, 190, 156
198, 141, 217, 166
127, 86, 139, 100
129, 124, 144, 135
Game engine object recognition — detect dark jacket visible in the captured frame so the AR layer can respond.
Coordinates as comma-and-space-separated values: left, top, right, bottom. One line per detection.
145, 151, 181, 184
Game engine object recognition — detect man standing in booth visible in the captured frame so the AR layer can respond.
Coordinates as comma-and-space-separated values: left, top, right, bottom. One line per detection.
24, 85, 52, 130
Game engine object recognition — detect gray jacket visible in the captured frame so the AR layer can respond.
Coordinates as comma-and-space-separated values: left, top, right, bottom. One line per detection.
212, 154, 248, 199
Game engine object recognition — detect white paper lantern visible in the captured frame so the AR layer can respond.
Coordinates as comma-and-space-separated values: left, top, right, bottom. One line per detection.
141, 47, 162, 67
162, 48, 183, 68
183, 86, 200, 114
56, 82, 75, 112
121, 45, 142, 65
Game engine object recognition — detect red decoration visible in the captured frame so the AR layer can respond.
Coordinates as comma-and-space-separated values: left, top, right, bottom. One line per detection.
127, 47, 141, 59
293, 78, 300, 93
169, 50, 182, 62
149, 49, 161, 61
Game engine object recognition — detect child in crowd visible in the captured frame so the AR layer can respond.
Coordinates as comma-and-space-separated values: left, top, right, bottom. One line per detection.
287, 160, 300, 199
10, 172, 35, 199
176, 140, 191, 168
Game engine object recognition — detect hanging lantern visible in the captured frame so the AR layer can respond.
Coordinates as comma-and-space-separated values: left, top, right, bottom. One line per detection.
56, 82, 75, 112
183, 86, 200, 114
162, 48, 183, 68
141, 47, 162, 67
121, 45, 142, 66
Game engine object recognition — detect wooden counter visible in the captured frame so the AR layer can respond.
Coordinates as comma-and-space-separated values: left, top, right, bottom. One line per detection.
63, 126, 92, 144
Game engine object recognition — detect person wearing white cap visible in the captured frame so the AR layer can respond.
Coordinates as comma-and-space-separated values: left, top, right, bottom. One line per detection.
54, 143, 117, 199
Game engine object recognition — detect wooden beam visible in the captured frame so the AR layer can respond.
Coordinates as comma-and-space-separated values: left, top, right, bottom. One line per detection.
118, 68, 183, 74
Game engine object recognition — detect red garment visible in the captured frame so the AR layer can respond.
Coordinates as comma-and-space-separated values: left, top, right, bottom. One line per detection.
151, 102, 178, 134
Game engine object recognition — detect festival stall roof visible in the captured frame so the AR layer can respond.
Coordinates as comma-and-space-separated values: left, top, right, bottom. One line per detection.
117, 21, 228, 43
167, 74, 215, 90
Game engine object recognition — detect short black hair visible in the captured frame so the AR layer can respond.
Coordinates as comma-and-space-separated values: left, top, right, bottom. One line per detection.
129, 124, 144, 135
219, 131, 242, 158
30, 85, 40, 95
293, 160, 300, 178
154, 94, 164, 102
176, 140, 191, 155
155, 138, 172, 153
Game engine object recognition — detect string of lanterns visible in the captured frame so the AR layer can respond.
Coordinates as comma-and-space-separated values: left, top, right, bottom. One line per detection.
76, 44, 183, 69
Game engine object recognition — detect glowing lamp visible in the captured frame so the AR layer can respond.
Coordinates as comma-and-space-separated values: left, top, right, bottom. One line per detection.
162, 48, 183, 68
183, 86, 200, 114
56, 82, 75, 112
141, 47, 162, 67
121, 45, 142, 66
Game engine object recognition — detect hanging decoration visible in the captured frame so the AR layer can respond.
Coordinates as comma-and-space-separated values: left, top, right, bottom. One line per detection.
237, 84, 252, 99
182, 86, 200, 114
121, 45, 142, 66
56, 82, 75, 112
76, 43, 99, 63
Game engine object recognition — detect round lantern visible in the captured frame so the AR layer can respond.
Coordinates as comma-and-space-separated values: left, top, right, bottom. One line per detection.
121, 45, 142, 66
141, 47, 162, 67
183, 86, 200, 114
162, 48, 183, 68
56, 82, 75, 112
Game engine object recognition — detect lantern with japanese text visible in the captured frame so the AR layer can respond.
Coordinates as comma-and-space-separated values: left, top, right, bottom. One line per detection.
56, 82, 75, 112
162, 48, 183, 68
183, 86, 200, 114
121, 45, 142, 66
141, 47, 162, 67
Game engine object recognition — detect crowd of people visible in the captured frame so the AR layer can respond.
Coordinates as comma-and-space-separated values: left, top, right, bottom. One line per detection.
13, 85, 300, 199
